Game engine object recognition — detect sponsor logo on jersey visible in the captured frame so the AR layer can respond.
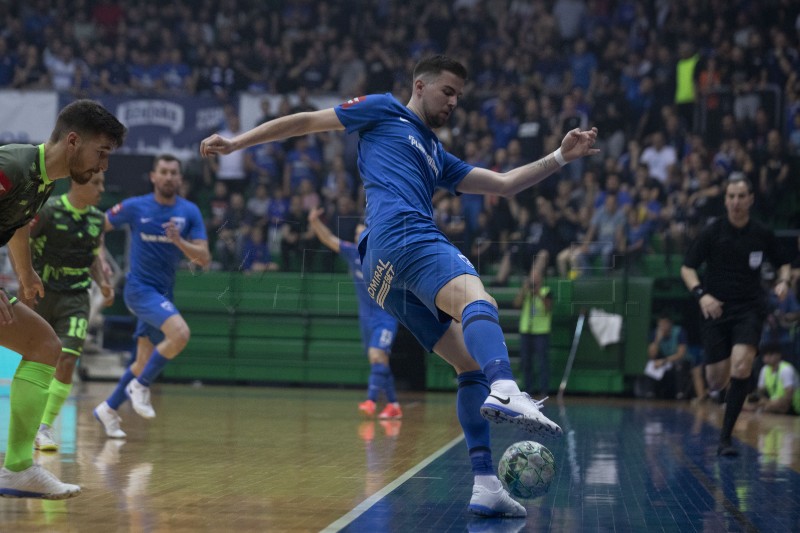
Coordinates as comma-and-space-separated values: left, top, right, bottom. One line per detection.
341, 96, 367, 109
408, 135, 439, 178
367, 259, 394, 308
0, 170, 13, 196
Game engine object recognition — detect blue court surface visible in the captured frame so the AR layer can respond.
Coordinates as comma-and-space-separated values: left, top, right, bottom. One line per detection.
327, 400, 800, 533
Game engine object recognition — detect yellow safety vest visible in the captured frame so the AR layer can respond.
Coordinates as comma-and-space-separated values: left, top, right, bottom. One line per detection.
519, 286, 551, 335
675, 53, 700, 104
763, 361, 800, 414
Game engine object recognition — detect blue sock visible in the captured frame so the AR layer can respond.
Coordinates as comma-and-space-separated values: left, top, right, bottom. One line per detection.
367, 363, 388, 402
457, 370, 493, 475
137, 349, 170, 387
462, 300, 514, 383
383, 366, 398, 404
107, 368, 135, 410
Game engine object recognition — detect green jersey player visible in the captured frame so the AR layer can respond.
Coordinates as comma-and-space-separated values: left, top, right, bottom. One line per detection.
0, 99, 125, 500
28, 171, 114, 452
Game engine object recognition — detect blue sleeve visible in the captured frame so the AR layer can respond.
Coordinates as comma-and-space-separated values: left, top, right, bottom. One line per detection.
439, 152, 474, 194
334, 94, 390, 134
338, 241, 360, 270
186, 202, 207, 241
106, 197, 138, 229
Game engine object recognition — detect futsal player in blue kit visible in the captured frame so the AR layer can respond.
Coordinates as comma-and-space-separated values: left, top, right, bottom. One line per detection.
202, 55, 599, 518
307, 206, 402, 420
94, 154, 211, 438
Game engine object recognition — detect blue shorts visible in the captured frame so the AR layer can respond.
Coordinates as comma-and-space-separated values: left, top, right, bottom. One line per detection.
361, 236, 479, 352
124, 283, 180, 345
360, 317, 398, 353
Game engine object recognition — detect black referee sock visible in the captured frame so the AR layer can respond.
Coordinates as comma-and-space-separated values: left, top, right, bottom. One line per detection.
720, 377, 749, 443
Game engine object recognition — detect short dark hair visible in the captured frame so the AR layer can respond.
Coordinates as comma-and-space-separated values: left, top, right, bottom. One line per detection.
50, 99, 127, 148
154, 153, 182, 173
413, 55, 468, 82
760, 342, 784, 357
725, 174, 753, 194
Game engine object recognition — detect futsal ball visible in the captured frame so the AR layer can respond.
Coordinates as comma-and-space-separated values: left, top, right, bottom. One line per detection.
497, 440, 556, 499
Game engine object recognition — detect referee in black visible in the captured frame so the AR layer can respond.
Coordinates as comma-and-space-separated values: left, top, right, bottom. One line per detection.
681, 175, 792, 457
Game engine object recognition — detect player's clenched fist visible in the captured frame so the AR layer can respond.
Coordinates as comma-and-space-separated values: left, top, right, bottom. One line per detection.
199, 134, 234, 157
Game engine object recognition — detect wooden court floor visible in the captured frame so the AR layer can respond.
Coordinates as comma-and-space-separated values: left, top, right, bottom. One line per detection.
1, 382, 799, 532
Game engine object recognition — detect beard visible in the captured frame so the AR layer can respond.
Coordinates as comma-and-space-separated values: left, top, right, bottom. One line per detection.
70, 167, 95, 185
156, 182, 177, 199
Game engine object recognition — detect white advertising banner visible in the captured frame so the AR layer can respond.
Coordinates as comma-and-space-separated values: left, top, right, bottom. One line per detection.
0, 90, 59, 144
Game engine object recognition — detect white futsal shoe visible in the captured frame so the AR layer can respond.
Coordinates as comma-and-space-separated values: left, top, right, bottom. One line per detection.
0, 465, 81, 499
468, 483, 527, 518
126, 380, 156, 419
35, 425, 59, 452
94, 401, 127, 438
480, 393, 562, 438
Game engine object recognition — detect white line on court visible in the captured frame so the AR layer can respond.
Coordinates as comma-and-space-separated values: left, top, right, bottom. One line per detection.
319, 434, 465, 533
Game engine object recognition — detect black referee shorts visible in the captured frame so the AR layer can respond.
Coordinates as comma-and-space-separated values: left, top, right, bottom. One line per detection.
702, 300, 766, 365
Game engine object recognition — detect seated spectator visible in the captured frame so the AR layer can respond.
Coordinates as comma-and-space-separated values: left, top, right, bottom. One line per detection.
246, 183, 271, 221
283, 136, 322, 194
637, 312, 691, 400
469, 211, 500, 270
240, 226, 279, 273
244, 138, 284, 190
744, 343, 800, 415
574, 192, 626, 275
762, 287, 800, 368
622, 208, 650, 274
279, 195, 314, 271
208, 181, 230, 232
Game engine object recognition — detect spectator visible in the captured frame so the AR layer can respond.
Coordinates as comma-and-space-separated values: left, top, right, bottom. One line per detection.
246, 183, 271, 221
283, 136, 322, 194
574, 192, 627, 275
640, 131, 677, 185
744, 343, 800, 415
208, 112, 248, 195
0, 38, 16, 87
11, 44, 49, 90
240, 226, 279, 273
639, 312, 691, 400
513, 270, 553, 397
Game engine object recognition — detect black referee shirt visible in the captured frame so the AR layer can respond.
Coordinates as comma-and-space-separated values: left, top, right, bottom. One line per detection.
683, 217, 789, 304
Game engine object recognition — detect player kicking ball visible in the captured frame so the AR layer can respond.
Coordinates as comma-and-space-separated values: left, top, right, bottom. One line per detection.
202, 55, 598, 518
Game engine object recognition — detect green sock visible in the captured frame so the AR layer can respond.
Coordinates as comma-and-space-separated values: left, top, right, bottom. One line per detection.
4, 360, 54, 472
41, 377, 73, 428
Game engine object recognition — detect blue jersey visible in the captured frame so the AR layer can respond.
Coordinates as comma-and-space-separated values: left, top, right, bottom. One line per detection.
107, 194, 206, 292
334, 94, 474, 249
339, 240, 396, 326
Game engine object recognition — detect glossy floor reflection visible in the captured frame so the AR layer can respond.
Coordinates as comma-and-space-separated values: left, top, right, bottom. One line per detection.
1, 384, 798, 532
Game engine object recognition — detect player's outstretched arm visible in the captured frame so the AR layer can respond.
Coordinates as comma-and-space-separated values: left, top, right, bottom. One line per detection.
200, 109, 345, 157
307, 207, 341, 254
457, 127, 599, 197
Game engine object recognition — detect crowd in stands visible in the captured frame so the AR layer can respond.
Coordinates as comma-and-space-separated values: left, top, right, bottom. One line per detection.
2, 0, 800, 278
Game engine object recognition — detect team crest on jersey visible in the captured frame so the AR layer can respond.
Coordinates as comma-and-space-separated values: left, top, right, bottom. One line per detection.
748, 251, 763, 269
0, 170, 11, 195
170, 217, 186, 231
341, 96, 367, 109
110, 203, 123, 215
160, 300, 176, 312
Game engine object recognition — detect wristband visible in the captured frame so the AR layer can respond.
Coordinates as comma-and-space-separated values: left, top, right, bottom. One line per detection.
553, 147, 567, 167
691, 285, 705, 300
